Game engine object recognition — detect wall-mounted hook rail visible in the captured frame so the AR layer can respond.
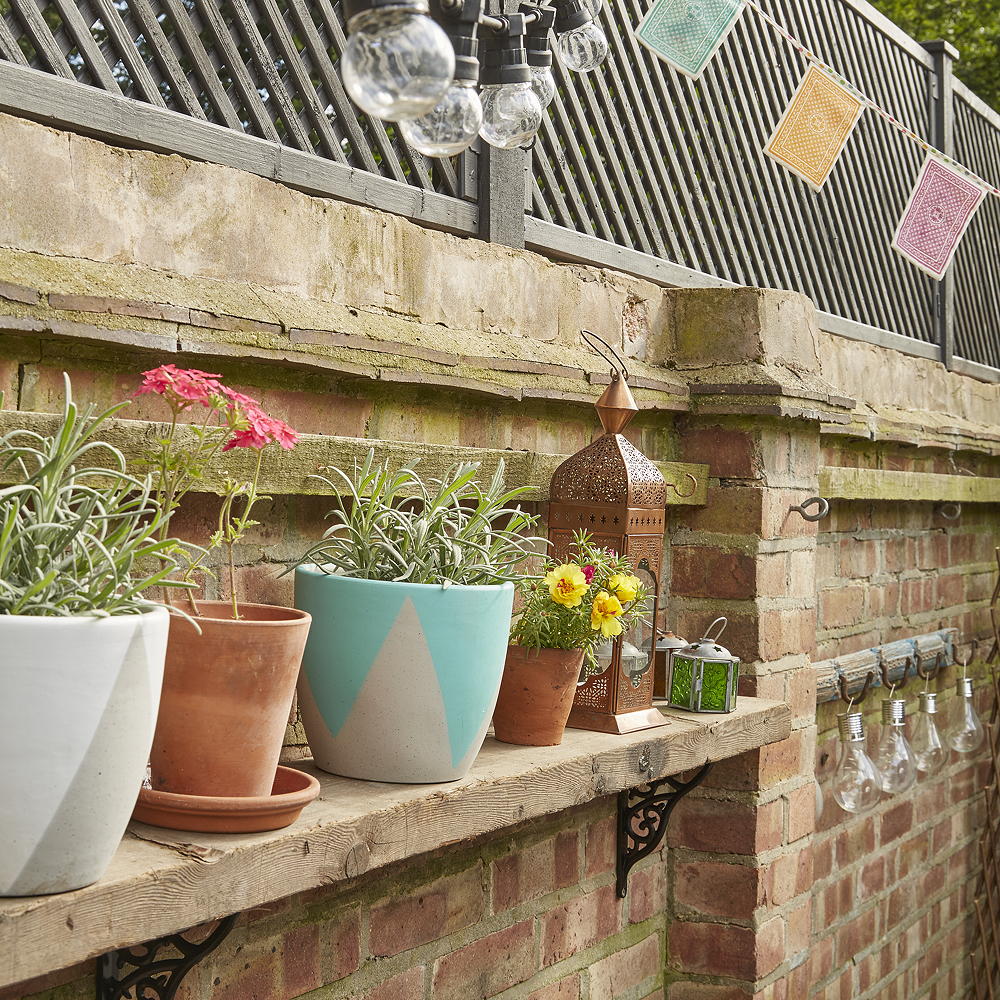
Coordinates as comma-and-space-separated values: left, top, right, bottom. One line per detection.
838, 670, 875, 705
790, 497, 830, 522
880, 656, 912, 690
915, 649, 947, 682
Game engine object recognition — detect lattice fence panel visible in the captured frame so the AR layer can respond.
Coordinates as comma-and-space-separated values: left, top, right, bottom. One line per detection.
0, 0, 463, 197
530, 0, 940, 343
953, 90, 1000, 372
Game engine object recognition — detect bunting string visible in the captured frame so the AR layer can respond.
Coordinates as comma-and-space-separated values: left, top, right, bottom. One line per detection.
742, 0, 1000, 198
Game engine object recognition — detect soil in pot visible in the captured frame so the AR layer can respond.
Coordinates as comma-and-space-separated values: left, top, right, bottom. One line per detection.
149, 602, 310, 798
492, 646, 586, 746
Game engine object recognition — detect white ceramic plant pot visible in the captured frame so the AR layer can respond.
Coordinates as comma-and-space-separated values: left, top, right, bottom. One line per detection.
0, 606, 169, 895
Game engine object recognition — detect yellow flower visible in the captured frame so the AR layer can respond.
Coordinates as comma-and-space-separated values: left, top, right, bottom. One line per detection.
608, 573, 641, 603
591, 590, 624, 638
545, 564, 589, 608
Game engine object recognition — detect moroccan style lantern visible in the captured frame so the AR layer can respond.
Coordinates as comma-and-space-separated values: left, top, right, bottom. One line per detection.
667, 617, 740, 714
548, 343, 669, 735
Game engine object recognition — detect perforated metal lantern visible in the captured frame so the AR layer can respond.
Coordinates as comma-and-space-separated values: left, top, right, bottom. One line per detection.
549, 370, 669, 735
667, 617, 739, 714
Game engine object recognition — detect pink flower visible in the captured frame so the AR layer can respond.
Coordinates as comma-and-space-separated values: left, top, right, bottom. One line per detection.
219, 387, 298, 452
582, 565, 596, 584
135, 364, 224, 410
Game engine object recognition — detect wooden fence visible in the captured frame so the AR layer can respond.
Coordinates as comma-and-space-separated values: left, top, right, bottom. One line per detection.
0, 0, 996, 378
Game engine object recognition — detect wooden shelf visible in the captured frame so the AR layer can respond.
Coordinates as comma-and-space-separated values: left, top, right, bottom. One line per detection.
0, 698, 789, 989
820, 466, 1000, 504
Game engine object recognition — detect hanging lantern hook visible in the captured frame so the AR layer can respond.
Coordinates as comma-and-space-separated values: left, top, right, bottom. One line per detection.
667, 473, 698, 499
880, 653, 910, 690
581, 329, 630, 382
838, 670, 875, 705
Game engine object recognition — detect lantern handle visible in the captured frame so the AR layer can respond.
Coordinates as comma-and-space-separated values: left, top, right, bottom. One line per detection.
581, 329, 630, 382
704, 616, 728, 643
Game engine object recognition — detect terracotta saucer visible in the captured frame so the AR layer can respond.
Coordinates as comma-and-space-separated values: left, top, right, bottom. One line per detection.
133, 766, 321, 833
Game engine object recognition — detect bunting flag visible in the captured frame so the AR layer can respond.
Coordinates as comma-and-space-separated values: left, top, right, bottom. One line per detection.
764, 65, 865, 191
635, 0, 745, 79
892, 154, 987, 280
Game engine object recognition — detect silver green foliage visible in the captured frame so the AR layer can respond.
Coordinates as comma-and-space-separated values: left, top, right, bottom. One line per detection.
297, 450, 543, 586
0, 377, 193, 616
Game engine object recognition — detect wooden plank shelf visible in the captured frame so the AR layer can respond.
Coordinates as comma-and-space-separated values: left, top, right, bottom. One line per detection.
0, 410, 710, 505
820, 466, 1000, 504
0, 698, 789, 989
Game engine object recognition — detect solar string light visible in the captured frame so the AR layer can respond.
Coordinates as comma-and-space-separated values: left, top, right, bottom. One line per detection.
340, 0, 608, 156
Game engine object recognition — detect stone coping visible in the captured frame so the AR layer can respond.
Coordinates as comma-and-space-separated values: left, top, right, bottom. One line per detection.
0, 698, 789, 990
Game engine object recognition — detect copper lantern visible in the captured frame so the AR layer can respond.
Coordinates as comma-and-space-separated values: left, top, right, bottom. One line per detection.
548, 368, 669, 735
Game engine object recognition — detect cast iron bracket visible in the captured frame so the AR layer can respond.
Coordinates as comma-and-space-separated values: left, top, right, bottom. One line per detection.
616, 762, 713, 898
96, 913, 237, 1000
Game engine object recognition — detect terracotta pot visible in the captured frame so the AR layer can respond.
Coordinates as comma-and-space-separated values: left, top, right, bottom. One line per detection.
149, 602, 311, 798
492, 646, 586, 746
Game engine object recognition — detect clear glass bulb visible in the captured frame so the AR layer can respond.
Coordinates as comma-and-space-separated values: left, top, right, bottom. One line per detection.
479, 82, 542, 149
555, 21, 609, 73
912, 692, 948, 775
528, 65, 557, 109
874, 700, 917, 795
399, 80, 483, 157
832, 713, 883, 815
342, 8, 455, 121
948, 678, 985, 753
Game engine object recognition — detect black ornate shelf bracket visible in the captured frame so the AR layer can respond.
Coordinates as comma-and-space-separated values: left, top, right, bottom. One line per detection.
96, 913, 238, 1000
616, 762, 713, 898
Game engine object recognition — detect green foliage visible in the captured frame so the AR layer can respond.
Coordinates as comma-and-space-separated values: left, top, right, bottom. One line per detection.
510, 531, 649, 670
297, 450, 542, 586
0, 377, 193, 616
871, 0, 1000, 109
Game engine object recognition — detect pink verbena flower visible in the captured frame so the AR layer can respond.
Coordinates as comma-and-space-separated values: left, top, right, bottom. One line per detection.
582, 564, 596, 584
219, 387, 298, 452
135, 364, 224, 410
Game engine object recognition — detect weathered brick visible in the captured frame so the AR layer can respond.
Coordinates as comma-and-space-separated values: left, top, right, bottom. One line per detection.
670, 797, 783, 855
818, 586, 865, 628
358, 967, 424, 1000
671, 546, 756, 600
541, 885, 621, 966
526, 974, 582, 1000
493, 838, 559, 911
585, 814, 616, 877
669, 916, 783, 980
681, 425, 759, 479
786, 782, 816, 842
588, 934, 661, 997
431, 920, 536, 1000
629, 863, 667, 924
880, 801, 914, 846
674, 860, 760, 920
370, 868, 485, 957
281, 924, 321, 998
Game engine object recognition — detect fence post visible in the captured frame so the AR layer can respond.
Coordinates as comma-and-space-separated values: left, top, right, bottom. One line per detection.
476, 0, 528, 247
922, 39, 959, 370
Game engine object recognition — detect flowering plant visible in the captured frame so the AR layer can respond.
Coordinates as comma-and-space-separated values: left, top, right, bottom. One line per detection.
135, 364, 298, 618
509, 531, 649, 670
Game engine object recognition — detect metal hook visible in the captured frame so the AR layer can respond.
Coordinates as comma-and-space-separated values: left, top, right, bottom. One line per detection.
880, 656, 911, 690
790, 496, 830, 522
838, 670, 875, 706
581, 329, 630, 382
916, 649, 946, 681
667, 473, 698, 499
937, 502, 962, 521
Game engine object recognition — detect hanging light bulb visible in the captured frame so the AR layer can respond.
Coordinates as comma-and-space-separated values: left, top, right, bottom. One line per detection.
400, 0, 484, 155
948, 676, 985, 753
522, 4, 557, 109
832, 712, 883, 815
873, 698, 917, 795
912, 691, 948, 775
341, 0, 456, 121
553, 0, 608, 72
478, 14, 542, 149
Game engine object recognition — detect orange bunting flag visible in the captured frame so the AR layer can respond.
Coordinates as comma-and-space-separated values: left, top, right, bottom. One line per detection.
765, 64, 865, 192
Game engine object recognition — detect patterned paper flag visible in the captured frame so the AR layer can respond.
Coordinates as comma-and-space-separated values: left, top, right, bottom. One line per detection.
635, 0, 745, 79
765, 64, 865, 191
892, 154, 987, 280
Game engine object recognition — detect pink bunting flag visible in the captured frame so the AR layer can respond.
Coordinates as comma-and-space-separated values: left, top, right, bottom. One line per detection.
892, 154, 987, 280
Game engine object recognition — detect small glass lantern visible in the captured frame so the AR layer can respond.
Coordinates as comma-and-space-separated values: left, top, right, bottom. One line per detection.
667, 617, 739, 714
652, 630, 687, 698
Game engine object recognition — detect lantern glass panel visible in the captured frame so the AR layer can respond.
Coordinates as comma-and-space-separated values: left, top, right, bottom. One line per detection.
669, 654, 696, 710
700, 659, 735, 712
620, 569, 655, 688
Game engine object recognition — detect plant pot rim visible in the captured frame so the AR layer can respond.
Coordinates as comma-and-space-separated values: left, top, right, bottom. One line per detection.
0, 603, 169, 624
508, 644, 586, 655
295, 564, 515, 593
181, 600, 311, 626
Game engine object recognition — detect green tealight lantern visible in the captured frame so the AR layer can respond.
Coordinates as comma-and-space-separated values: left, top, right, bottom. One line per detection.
667, 617, 739, 714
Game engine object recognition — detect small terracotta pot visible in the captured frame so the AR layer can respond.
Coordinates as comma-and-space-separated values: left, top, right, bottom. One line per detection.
492, 645, 586, 746
149, 602, 311, 798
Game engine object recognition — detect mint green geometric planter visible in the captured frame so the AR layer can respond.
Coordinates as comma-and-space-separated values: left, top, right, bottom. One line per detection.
294, 567, 515, 783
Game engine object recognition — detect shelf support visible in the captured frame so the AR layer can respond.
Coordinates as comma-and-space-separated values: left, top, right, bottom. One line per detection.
616, 762, 713, 898
96, 913, 237, 1000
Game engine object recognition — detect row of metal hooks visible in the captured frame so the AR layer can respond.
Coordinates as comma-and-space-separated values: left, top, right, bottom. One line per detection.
837, 638, 982, 705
